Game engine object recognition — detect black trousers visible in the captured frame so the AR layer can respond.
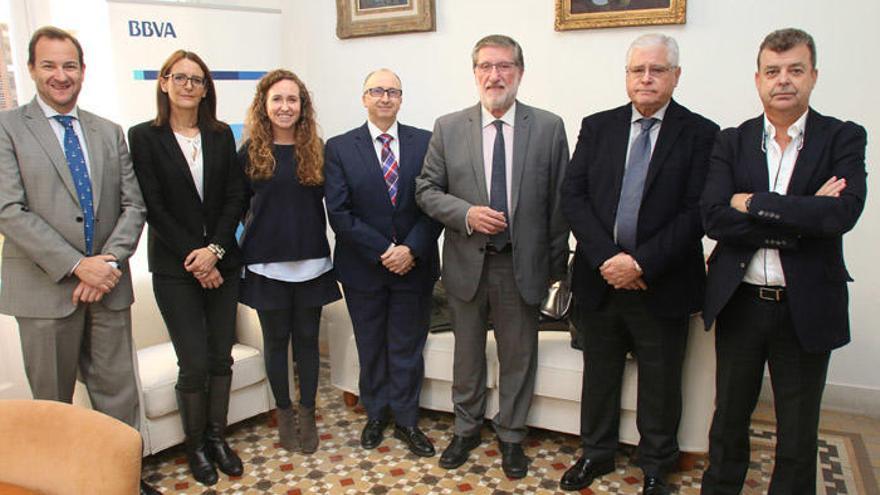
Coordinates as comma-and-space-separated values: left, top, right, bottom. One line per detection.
152, 273, 239, 392
701, 285, 830, 495
257, 305, 322, 409
574, 290, 688, 477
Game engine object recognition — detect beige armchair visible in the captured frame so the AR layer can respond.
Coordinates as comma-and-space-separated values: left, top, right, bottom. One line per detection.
0, 399, 142, 495
73, 271, 274, 455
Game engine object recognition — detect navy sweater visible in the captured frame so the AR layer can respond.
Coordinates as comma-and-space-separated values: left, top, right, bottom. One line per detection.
238, 142, 331, 264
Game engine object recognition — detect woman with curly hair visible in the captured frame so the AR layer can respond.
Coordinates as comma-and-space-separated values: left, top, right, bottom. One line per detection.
129, 50, 247, 486
238, 69, 341, 454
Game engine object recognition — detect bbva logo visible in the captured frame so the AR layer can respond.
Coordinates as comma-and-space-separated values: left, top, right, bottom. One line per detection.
128, 20, 177, 38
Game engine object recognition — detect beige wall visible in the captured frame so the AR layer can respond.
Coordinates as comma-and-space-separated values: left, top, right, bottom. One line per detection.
282, 0, 880, 414
2, 0, 876, 414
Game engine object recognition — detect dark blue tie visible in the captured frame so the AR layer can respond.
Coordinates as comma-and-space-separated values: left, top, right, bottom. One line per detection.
53, 115, 95, 256
489, 119, 509, 250
615, 117, 657, 253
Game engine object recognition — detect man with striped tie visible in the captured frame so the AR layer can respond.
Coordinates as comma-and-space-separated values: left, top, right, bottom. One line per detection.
325, 68, 441, 457
0, 26, 156, 494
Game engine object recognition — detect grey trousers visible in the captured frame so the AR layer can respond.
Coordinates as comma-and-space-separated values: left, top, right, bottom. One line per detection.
446, 252, 539, 443
16, 303, 140, 427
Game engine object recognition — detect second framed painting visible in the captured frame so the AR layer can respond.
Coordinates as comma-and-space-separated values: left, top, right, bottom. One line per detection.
555, 0, 687, 31
336, 0, 436, 39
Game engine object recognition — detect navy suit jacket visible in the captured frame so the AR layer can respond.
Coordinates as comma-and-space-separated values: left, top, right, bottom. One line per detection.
325, 122, 440, 292
701, 109, 867, 352
562, 100, 719, 319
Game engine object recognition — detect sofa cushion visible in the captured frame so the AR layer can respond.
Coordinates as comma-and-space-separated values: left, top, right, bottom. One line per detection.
533, 332, 583, 401
138, 342, 265, 419
533, 331, 638, 411
422, 331, 498, 387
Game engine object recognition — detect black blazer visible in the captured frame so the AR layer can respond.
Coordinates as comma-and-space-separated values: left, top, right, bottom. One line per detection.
324, 122, 441, 292
128, 121, 247, 277
701, 109, 867, 352
562, 100, 719, 318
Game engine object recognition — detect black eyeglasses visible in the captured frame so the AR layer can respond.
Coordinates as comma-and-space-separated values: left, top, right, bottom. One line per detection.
365, 87, 403, 99
164, 73, 206, 88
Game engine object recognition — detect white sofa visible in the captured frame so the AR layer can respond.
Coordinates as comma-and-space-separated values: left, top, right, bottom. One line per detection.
71, 273, 274, 456
326, 298, 717, 454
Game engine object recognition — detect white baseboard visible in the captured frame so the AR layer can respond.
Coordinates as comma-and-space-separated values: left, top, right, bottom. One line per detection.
759, 379, 880, 419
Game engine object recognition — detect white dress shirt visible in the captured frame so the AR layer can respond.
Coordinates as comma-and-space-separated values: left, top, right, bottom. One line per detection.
367, 120, 400, 165
742, 110, 808, 287
173, 131, 204, 200
36, 95, 92, 176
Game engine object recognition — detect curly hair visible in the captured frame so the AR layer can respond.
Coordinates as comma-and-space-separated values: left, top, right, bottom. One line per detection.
244, 69, 323, 185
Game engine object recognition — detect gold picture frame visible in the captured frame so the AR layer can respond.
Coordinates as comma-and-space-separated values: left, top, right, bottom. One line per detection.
336, 0, 436, 39
555, 0, 686, 31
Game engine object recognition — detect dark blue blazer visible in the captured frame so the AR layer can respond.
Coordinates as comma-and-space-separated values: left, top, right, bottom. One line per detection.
562, 100, 719, 319
324, 122, 440, 292
701, 110, 867, 352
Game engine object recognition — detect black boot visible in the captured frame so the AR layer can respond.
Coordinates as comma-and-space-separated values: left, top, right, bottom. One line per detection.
176, 389, 218, 486
205, 375, 244, 477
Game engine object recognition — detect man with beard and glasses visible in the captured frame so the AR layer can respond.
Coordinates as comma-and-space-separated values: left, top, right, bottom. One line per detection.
416, 34, 569, 479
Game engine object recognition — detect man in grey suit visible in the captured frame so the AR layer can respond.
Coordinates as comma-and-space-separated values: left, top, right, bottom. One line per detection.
0, 27, 156, 495
415, 34, 569, 479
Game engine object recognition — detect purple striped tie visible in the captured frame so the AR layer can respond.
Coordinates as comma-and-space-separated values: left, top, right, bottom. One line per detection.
377, 133, 399, 206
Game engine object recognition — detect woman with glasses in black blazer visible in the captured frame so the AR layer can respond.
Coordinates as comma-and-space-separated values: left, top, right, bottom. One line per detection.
128, 50, 247, 487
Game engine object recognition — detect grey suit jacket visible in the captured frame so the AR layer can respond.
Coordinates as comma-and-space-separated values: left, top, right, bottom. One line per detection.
0, 98, 146, 318
415, 101, 569, 305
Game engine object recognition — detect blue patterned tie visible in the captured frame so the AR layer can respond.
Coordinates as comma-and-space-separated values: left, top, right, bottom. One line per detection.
53, 115, 95, 255
489, 120, 509, 250
377, 134, 399, 206
615, 117, 657, 253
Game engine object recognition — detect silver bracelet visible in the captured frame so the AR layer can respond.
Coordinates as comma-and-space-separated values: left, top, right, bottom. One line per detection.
207, 243, 225, 260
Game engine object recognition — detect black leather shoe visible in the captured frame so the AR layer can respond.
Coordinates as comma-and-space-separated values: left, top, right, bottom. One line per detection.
187, 445, 219, 486
498, 441, 529, 479
206, 437, 244, 477
643, 476, 670, 495
439, 434, 481, 469
394, 424, 436, 457
559, 456, 615, 491
140, 480, 161, 495
360, 419, 388, 449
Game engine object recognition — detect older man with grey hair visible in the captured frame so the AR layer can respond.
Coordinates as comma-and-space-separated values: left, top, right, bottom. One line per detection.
559, 33, 718, 493
416, 34, 569, 478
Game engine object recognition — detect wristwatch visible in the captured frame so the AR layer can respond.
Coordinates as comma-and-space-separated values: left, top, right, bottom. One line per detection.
207, 243, 225, 260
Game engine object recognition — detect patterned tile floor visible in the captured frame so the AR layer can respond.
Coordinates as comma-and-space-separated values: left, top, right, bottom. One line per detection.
143, 364, 877, 494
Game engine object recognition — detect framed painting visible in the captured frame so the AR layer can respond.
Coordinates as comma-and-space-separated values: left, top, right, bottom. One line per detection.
555, 0, 686, 31
336, 0, 436, 39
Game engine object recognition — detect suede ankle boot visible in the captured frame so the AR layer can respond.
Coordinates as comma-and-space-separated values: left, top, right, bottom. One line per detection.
277, 405, 300, 452
298, 405, 319, 454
